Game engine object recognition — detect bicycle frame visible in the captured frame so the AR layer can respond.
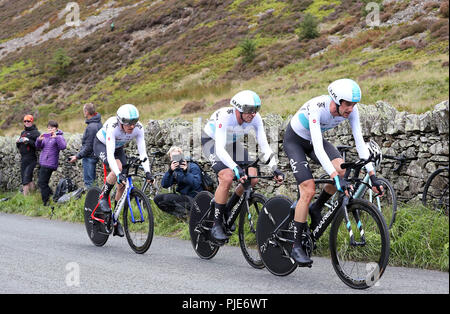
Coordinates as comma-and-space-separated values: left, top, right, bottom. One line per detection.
90, 169, 146, 227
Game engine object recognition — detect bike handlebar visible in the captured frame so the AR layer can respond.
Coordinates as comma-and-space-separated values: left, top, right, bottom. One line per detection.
383, 154, 417, 173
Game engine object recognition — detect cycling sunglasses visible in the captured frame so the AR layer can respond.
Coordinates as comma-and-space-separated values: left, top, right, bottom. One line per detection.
24, 120, 32, 123
121, 118, 139, 125
241, 105, 260, 114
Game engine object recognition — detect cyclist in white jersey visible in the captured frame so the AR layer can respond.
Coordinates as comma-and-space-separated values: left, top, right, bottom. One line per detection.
202, 90, 284, 242
93, 104, 152, 237
284, 79, 384, 265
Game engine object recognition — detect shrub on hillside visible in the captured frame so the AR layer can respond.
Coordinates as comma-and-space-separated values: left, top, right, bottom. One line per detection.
49, 48, 72, 77
239, 38, 257, 64
297, 13, 319, 41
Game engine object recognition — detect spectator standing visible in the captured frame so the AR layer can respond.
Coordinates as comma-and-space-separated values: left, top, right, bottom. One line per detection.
69, 103, 102, 188
36, 120, 67, 206
16, 115, 41, 195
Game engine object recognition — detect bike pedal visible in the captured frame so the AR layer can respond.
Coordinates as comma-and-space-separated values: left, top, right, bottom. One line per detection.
297, 262, 313, 268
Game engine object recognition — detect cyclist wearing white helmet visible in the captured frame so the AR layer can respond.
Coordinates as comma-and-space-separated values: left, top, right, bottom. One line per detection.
93, 104, 152, 237
284, 79, 384, 266
202, 90, 285, 242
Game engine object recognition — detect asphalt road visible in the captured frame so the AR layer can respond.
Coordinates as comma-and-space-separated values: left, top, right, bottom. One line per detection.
0, 212, 448, 295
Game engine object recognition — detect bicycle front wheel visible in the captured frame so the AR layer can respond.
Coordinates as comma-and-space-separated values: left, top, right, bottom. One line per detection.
238, 193, 267, 269
423, 168, 449, 215
123, 188, 154, 254
361, 177, 397, 229
329, 199, 390, 289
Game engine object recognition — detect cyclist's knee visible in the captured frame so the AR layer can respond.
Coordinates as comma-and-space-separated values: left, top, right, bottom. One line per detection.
218, 169, 234, 184
299, 180, 315, 201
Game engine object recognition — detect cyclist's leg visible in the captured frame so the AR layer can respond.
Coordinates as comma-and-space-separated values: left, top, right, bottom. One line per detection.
212, 168, 234, 241
93, 138, 121, 212
283, 124, 314, 265
201, 134, 230, 241
309, 140, 343, 220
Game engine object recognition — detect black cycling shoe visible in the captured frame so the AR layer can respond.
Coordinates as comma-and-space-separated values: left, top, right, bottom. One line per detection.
309, 203, 322, 231
98, 198, 112, 214
291, 243, 313, 266
113, 220, 124, 237
211, 223, 228, 243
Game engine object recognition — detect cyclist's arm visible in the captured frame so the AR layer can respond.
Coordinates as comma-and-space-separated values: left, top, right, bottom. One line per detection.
135, 125, 151, 173
349, 106, 375, 174
215, 122, 238, 170
309, 110, 337, 177
254, 115, 277, 169
105, 130, 121, 176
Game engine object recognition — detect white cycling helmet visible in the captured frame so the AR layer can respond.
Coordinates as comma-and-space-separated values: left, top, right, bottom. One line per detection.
230, 90, 261, 114
328, 78, 362, 106
117, 104, 139, 125
367, 139, 382, 169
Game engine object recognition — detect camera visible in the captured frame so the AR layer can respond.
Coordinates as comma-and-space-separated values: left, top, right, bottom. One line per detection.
172, 154, 185, 169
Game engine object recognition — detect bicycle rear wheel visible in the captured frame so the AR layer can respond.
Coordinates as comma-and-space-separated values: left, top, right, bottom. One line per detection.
84, 187, 109, 247
189, 191, 220, 259
123, 188, 154, 254
361, 177, 397, 229
257, 195, 297, 276
329, 199, 390, 289
238, 193, 267, 269
423, 167, 449, 215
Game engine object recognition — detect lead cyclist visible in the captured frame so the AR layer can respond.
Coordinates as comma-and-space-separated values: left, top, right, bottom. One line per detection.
93, 104, 153, 237
283, 79, 384, 266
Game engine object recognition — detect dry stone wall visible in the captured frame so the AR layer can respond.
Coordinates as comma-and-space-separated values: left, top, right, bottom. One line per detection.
0, 100, 448, 203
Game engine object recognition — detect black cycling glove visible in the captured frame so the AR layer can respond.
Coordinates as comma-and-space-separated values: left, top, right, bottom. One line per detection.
116, 173, 127, 185
370, 174, 383, 194
273, 168, 285, 180
232, 166, 246, 180
333, 175, 349, 192
145, 172, 154, 182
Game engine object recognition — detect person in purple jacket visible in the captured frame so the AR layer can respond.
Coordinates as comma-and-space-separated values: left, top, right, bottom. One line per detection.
36, 120, 67, 206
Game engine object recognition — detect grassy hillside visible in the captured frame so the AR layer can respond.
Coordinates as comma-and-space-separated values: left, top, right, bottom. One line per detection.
0, 0, 448, 135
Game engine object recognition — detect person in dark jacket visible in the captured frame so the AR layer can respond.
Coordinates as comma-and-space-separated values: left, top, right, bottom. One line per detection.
36, 120, 67, 206
154, 146, 203, 218
69, 103, 102, 188
16, 115, 41, 195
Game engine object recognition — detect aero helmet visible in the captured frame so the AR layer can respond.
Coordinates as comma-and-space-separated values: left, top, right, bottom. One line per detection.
328, 78, 362, 106
367, 139, 382, 169
230, 90, 261, 114
117, 104, 139, 125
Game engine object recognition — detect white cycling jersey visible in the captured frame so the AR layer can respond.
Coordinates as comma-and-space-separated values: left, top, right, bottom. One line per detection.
290, 95, 374, 175
96, 116, 150, 176
204, 107, 277, 170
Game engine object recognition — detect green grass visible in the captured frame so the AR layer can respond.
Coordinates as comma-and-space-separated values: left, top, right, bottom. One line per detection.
0, 191, 448, 271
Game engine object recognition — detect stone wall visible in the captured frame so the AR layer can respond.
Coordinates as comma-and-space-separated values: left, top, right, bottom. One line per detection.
0, 100, 448, 203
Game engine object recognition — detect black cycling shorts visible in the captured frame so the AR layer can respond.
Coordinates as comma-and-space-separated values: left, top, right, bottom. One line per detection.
201, 132, 250, 174
21, 158, 37, 185
283, 123, 341, 185
93, 137, 127, 172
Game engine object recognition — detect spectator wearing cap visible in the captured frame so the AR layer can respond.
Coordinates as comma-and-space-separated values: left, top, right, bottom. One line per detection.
36, 120, 67, 206
69, 103, 102, 188
16, 115, 41, 195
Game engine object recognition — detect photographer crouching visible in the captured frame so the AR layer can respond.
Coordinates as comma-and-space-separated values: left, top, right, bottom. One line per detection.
154, 146, 203, 218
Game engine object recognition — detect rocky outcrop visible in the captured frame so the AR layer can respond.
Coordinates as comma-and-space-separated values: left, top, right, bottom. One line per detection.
1, 101, 448, 203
